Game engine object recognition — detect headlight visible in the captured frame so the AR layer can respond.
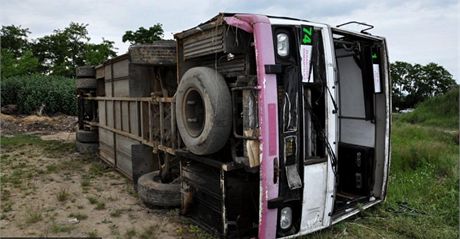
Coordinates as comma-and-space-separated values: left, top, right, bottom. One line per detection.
277, 33, 289, 57
280, 206, 292, 229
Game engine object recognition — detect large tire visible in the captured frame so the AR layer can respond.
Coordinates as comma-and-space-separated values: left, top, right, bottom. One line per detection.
76, 66, 95, 78
137, 171, 180, 208
175, 67, 232, 155
76, 129, 98, 143
76, 141, 98, 154
76, 78, 97, 90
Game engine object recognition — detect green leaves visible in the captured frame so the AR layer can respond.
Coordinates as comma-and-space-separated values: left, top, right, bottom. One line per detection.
391, 61, 457, 111
122, 24, 164, 45
1, 74, 76, 115
1, 23, 116, 78
31, 22, 116, 77
0, 25, 31, 58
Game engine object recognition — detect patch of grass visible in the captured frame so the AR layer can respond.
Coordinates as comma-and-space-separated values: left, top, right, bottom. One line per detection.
186, 225, 214, 239
399, 86, 459, 129
50, 223, 74, 233
88, 162, 107, 176
1, 134, 72, 152
139, 225, 159, 239
81, 174, 91, 187
4, 168, 26, 185
68, 212, 88, 220
56, 189, 70, 202
25, 210, 42, 224
2, 202, 13, 213
87, 229, 98, 238
95, 201, 106, 210
387, 120, 459, 226
1, 189, 11, 201
109, 224, 119, 236
124, 228, 137, 239
46, 164, 58, 173
87, 196, 98, 204
110, 209, 124, 218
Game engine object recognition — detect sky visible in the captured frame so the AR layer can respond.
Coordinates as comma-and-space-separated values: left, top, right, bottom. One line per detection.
1, 0, 459, 81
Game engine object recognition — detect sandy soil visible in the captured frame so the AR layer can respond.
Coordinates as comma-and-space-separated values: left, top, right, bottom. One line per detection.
0, 115, 211, 238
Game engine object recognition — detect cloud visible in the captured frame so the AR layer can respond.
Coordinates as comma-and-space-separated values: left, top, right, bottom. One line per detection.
1, 0, 458, 80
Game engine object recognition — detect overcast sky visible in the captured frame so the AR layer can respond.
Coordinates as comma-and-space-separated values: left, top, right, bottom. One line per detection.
1, 0, 459, 80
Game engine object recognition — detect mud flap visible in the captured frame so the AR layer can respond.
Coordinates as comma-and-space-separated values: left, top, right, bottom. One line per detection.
132, 144, 156, 189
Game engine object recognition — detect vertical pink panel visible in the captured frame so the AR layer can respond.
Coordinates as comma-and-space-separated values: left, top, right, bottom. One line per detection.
226, 14, 280, 239
268, 103, 277, 156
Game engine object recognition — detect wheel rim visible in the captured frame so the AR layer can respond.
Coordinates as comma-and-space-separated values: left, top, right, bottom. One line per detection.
182, 88, 205, 138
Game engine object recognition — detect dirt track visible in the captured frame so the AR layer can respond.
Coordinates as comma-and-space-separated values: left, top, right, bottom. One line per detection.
0, 114, 211, 238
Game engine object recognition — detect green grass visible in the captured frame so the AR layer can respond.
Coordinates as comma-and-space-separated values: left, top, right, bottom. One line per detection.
68, 212, 88, 220
56, 189, 70, 202
110, 209, 124, 218
86, 196, 98, 205
399, 86, 459, 129
25, 209, 43, 224
124, 228, 137, 239
49, 223, 74, 233
95, 201, 106, 210
0, 134, 75, 157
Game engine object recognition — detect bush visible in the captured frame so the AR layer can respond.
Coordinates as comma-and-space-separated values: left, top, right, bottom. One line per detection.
1, 74, 76, 115
399, 86, 459, 129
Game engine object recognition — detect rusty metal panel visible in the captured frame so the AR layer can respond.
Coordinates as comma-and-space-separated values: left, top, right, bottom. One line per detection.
129, 64, 154, 97
129, 41, 176, 65
98, 101, 106, 126
132, 144, 157, 186
116, 134, 140, 177
95, 65, 105, 79
113, 59, 129, 79
113, 79, 130, 97
183, 26, 224, 60
106, 101, 114, 128
121, 101, 130, 131
115, 101, 122, 130
99, 128, 115, 164
186, 54, 246, 77
130, 102, 139, 136
104, 64, 112, 80
105, 82, 112, 97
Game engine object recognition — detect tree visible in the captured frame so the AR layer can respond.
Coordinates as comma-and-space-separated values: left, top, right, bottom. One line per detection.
1, 25, 31, 57
390, 61, 456, 111
31, 23, 90, 76
31, 23, 116, 77
1, 49, 40, 78
84, 39, 117, 66
1, 25, 40, 78
122, 24, 164, 45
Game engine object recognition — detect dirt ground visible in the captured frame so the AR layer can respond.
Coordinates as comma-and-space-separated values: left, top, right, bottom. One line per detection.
0, 114, 211, 238
0, 113, 77, 135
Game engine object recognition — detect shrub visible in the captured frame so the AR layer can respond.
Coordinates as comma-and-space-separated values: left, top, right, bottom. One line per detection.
0, 74, 76, 115
399, 86, 459, 129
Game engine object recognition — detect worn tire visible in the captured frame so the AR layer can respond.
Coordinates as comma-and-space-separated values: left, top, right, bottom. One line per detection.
76, 129, 98, 143
76, 78, 97, 90
175, 67, 232, 155
137, 171, 180, 208
76, 141, 98, 154
76, 66, 96, 78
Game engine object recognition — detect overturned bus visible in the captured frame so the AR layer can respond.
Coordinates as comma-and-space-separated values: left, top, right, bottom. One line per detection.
75, 13, 391, 238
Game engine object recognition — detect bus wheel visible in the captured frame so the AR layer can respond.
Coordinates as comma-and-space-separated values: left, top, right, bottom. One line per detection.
175, 67, 231, 155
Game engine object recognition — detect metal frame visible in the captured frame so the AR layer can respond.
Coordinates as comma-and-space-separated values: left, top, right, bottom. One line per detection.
83, 95, 179, 156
